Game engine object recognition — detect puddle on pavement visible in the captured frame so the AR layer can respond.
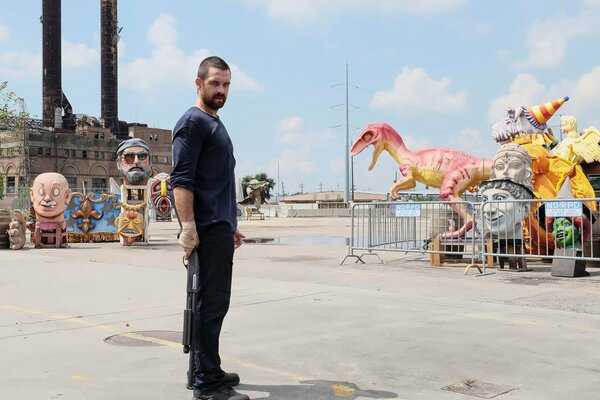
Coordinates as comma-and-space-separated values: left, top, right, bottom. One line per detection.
244, 236, 349, 246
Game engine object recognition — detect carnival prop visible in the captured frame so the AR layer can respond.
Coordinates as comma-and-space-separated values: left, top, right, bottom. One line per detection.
114, 138, 152, 246
7, 210, 27, 250
351, 122, 493, 238
30, 172, 72, 248
149, 172, 174, 221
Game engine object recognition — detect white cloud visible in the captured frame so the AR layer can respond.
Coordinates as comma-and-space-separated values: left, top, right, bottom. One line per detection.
585, 0, 600, 8
269, 149, 313, 175
244, 0, 466, 24
280, 115, 303, 132
516, 14, 593, 68
370, 67, 467, 113
274, 116, 335, 146
0, 51, 40, 80
488, 67, 600, 128
62, 39, 99, 69
0, 23, 9, 42
121, 13, 263, 94
488, 73, 547, 123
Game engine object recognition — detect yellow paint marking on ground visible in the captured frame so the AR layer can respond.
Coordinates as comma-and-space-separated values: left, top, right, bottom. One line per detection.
2, 303, 313, 383
120, 331, 180, 347
221, 357, 311, 382
71, 375, 92, 381
332, 383, 356, 396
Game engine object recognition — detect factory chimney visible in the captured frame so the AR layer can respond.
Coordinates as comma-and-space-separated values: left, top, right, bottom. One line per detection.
100, 0, 122, 137
41, 0, 62, 128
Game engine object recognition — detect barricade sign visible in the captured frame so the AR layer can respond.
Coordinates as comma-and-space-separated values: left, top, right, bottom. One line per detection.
545, 201, 583, 217
395, 203, 421, 217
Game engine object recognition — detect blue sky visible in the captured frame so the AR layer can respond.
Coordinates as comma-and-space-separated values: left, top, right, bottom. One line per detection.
2, 0, 600, 196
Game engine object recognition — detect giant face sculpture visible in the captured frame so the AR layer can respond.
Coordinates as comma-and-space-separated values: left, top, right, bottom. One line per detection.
115, 139, 153, 185
490, 143, 534, 193
30, 172, 72, 223
552, 217, 581, 249
480, 179, 533, 239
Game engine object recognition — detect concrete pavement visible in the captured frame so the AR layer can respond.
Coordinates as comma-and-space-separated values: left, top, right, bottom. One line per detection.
2, 217, 600, 399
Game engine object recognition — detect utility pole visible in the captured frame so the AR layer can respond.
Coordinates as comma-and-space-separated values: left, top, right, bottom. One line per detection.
318, 182, 323, 192
281, 181, 286, 196
344, 63, 350, 203
299, 182, 304, 194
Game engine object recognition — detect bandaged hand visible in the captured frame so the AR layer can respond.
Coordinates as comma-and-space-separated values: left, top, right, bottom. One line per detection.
179, 221, 199, 250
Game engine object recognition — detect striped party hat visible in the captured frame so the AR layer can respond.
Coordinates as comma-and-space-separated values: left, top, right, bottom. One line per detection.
525, 96, 569, 129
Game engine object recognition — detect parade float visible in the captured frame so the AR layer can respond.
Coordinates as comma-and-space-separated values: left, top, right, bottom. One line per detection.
351, 96, 600, 271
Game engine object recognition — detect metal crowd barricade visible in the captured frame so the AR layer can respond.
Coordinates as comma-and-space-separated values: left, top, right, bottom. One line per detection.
341, 200, 478, 266
479, 197, 600, 271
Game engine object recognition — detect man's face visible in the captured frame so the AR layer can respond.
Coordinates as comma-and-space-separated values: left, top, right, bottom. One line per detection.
481, 188, 529, 238
117, 146, 152, 185
30, 173, 72, 222
196, 67, 231, 112
552, 217, 580, 248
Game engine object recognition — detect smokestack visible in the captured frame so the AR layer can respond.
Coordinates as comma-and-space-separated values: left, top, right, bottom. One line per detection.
42, 0, 62, 128
101, 0, 120, 137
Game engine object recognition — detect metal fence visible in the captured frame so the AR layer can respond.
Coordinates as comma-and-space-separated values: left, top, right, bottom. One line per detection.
342, 201, 478, 266
342, 198, 600, 275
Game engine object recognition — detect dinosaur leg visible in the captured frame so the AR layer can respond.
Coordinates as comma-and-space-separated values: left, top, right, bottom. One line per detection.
389, 170, 416, 200
438, 174, 473, 239
389, 178, 417, 199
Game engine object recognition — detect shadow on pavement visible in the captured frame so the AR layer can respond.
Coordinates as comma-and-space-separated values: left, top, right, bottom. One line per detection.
237, 379, 398, 399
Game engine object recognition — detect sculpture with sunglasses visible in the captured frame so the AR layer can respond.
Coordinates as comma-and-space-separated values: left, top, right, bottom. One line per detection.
114, 138, 153, 245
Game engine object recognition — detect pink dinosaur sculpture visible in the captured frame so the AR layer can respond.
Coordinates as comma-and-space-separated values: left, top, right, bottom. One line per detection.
351, 122, 493, 237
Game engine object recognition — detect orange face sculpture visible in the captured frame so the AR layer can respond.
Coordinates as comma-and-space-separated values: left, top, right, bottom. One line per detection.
30, 173, 72, 223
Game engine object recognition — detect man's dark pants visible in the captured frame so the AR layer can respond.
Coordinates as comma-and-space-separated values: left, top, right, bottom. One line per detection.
192, 222, 234, 392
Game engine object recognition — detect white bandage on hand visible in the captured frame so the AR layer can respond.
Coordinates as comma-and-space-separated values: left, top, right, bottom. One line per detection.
179, 221, 199, 249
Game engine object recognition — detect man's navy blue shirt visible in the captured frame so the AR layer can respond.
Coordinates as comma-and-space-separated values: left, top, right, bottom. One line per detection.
171, 107, 237, 231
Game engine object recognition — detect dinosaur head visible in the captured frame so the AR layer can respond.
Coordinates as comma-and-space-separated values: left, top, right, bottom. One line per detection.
351, 123, 394, 170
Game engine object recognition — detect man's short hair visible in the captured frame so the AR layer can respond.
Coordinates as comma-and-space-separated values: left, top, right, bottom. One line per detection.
197, 56, 230, 80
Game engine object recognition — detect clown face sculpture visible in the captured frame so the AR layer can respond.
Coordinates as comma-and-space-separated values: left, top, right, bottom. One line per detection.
30, 172, 72, 223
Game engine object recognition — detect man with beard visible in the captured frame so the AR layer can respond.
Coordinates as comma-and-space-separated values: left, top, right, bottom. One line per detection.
115, 138, 153, 186
171, 56, 248, 400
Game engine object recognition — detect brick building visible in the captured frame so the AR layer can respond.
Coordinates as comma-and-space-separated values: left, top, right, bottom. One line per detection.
0, 117, 172, 208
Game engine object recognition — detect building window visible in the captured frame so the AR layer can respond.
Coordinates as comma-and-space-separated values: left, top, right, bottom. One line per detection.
94, 132, 104, 140
64, 149, 71, 157
66, 176, 77, 189
45, 148, 51, 156
163, 156, 169, 164
82, 150, 87, 158
95, 151, 101, 159
6, 176, 15, 194
38, 147, 43, 155
92, 178, 107, 191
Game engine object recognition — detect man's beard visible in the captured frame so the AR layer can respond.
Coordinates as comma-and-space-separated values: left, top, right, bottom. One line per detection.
202, 92, 226, 111
122, 164, 151, 185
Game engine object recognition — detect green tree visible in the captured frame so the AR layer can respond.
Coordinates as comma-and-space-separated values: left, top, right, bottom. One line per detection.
0, 81, 28, 128
241, 173, 276, 200
0, 81, 30, 196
